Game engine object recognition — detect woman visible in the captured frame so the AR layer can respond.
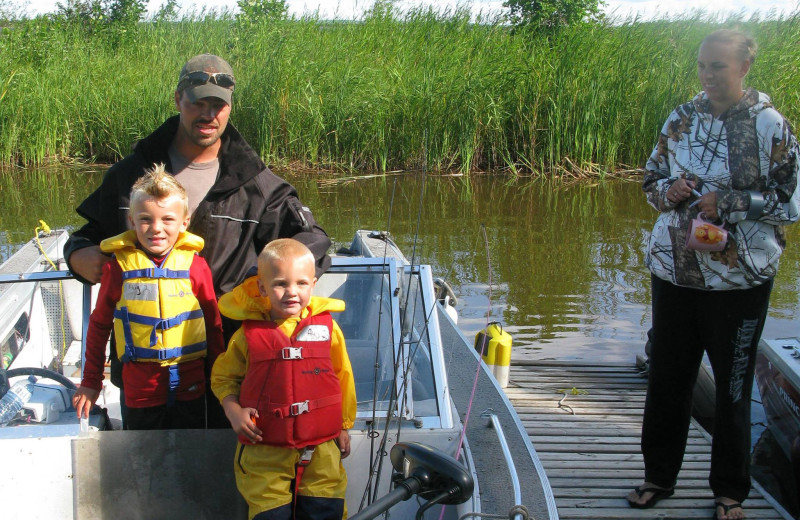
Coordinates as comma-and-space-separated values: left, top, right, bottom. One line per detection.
628, 29, 799, 520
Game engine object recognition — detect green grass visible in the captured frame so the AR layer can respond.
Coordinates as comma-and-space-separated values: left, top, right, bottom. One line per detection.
1, 7, 798, 175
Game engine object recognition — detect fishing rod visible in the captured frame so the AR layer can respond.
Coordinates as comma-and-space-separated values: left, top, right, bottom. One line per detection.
358, 178, 399, 511
361, 129, 432, 513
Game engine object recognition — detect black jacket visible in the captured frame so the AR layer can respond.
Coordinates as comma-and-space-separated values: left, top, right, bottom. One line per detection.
65, 115, 331, 297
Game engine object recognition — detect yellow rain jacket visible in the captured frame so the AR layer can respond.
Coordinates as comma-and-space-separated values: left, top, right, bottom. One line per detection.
211, 276, 356, 430
211, 276, 355, 519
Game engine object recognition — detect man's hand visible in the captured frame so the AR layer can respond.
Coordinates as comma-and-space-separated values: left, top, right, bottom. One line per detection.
68, 246, 111, 284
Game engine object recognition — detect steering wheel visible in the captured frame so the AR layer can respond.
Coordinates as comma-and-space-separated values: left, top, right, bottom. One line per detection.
4, 367, 77, 391
433, 278, 458, 306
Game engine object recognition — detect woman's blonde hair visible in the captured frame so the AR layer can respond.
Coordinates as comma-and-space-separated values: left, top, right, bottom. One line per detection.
702, 29, 757, 64
130, 163, 189, 215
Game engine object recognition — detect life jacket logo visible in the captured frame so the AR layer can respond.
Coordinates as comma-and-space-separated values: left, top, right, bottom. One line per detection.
123, 282, 157, 301
296, 325, 330, 342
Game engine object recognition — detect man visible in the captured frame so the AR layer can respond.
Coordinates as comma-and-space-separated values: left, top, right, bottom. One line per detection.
65, 54, 332, 428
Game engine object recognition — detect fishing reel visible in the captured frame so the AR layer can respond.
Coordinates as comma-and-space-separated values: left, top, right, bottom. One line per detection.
349, 442, 474, 520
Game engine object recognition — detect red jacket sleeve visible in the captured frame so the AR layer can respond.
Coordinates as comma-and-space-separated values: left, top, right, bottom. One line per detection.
80, 260, 122, 392
190, 255, 225, 368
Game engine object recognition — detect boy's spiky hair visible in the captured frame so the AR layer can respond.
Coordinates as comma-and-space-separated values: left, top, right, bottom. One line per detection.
130, 163, 189, 215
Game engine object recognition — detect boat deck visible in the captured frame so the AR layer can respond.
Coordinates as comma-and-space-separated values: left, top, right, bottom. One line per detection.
504, 361, 793, 520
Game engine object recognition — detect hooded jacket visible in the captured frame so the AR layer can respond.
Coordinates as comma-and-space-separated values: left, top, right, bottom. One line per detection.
64, 115, 331, 297
644, 88, 800, 290
211, 277, 356, 433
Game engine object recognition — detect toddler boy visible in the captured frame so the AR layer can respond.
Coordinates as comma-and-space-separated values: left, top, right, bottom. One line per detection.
212, 238, 355, 520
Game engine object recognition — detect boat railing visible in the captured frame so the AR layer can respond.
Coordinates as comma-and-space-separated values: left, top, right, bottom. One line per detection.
482, 410, 524, 520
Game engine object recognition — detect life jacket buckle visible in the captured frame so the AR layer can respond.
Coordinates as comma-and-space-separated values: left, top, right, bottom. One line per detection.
298, 446, 315, 466
290, 400, 310, 416
281, 347, 303, 360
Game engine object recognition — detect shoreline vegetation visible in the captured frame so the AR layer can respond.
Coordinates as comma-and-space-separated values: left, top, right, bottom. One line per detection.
1, 4, 798, 177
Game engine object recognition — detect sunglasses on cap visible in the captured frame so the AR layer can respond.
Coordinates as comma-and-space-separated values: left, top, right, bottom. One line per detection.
178, 71, 235, 90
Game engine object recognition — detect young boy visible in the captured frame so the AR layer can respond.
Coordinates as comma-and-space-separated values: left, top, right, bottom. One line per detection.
211, 238, 356, 520
72, 164, 225, 430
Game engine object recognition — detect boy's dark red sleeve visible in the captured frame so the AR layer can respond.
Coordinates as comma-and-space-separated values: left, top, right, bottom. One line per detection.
81, 260, 122, 391
190, 255, 225, 365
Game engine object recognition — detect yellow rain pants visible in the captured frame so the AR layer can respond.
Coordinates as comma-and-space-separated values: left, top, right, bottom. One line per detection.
235, 438, 347, 520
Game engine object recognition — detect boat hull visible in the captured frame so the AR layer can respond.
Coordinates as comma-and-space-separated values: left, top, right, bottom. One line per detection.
0, 230, 558, 519
754, 338, 800, 462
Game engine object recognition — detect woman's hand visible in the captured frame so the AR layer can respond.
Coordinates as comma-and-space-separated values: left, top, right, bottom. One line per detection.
222, 396, 262, 443
693, 192, 719, 220
667, 178, 696, 205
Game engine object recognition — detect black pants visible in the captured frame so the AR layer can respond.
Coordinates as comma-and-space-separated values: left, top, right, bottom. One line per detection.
125, 395, 206, 430
642, 275, 772, 502
110, 316, 238, 430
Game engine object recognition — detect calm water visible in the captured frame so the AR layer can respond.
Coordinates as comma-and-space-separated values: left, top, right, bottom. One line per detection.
1, 166, 798, 513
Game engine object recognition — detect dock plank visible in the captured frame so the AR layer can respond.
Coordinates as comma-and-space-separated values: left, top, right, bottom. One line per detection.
504, 362, 793, 520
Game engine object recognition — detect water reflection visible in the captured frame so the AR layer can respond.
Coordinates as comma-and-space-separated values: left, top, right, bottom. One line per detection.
3, 167, 800, 363
2, 165, 798, 514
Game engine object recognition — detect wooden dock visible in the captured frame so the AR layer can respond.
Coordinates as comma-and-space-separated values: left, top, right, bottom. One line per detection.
504, 361, 793, 520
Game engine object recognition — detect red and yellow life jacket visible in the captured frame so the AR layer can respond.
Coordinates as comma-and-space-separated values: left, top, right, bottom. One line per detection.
101, 230, 207, 366
239, 312, 342, 448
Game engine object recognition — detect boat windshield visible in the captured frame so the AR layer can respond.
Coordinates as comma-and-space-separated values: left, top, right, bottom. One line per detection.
315, 258, 443, 422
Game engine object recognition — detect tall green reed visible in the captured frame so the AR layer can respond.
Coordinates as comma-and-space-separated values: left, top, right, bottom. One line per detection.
1, 8, 798, 176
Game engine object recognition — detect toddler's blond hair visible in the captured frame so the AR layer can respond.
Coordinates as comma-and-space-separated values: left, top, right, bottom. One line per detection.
257, 239, 315, 277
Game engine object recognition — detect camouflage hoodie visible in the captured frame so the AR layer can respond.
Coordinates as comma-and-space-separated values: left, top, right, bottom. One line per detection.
644, 88, 800, 290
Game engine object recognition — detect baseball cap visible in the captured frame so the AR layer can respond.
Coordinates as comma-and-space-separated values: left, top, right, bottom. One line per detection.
177, 54, 235, 105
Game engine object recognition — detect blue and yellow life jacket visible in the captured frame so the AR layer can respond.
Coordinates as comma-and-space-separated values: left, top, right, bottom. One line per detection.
100, 230, 207, 366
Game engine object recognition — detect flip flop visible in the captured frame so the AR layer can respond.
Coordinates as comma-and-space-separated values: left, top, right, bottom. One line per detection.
713, 500, 744, 520
627, 485, 675, 509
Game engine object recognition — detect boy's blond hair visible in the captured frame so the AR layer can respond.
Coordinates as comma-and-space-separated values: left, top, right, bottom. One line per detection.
130, 163, 189, 216
257, 238, 315, 276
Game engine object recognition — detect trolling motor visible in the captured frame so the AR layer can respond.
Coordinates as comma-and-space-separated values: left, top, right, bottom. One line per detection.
349, 442, 474, 520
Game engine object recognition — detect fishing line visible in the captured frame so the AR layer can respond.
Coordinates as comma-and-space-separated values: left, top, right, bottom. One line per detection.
363, 131, 431, 512
455, 223, 493, 458
436, 224, 493, 520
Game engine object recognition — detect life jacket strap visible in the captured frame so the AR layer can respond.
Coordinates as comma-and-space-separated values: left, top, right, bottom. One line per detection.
116, 307, 137, 363
114, 308, 204, 347
122, 267, 190, 280
120, 341, 207, 363
167, 364, 179, 407
264, 346, 331, 360
272, 394, 342, 419
293, 446, 316, 520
